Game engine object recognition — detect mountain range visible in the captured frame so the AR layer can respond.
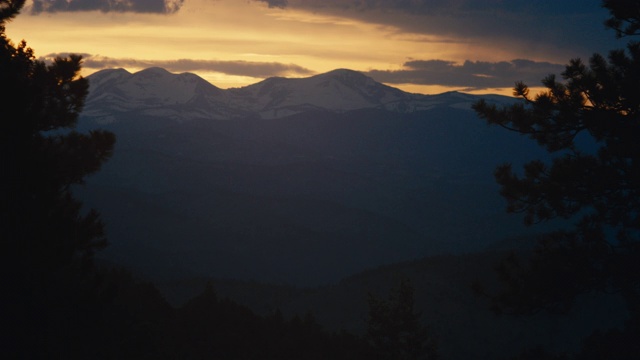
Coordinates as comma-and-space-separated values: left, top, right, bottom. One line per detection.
75, 68, 619, 360
83, 67, 513, 122
77, 67, 556, 286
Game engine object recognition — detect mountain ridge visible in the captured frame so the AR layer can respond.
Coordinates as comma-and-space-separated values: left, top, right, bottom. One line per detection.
83, 67, 517, 122
77, 65, 547, 287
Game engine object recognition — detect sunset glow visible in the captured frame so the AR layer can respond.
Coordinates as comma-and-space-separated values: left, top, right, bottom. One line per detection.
4, 0, 619, 96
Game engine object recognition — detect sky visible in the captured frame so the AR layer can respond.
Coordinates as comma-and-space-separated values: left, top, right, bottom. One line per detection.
3, 0, 626, 96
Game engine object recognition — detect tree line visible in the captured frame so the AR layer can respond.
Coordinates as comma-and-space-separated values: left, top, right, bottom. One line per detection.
0, 1, 436, 358
473, 0, 640, 358
3, 0, 640, 358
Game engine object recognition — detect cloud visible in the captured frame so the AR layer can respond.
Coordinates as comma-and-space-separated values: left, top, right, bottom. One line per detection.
30, 0, 185, 14
42, 54, 314, 78
45, 53, 565, 91
366, 58, 565, 90
254, 0, 289, 9
259, 0, 599, 18
253, 0, 619, 60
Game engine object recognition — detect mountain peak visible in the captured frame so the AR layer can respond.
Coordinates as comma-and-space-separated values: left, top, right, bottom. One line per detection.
133, 67, 173, 77
321, 68, 367, 77
312, 68, 375, 86
90, 67, 131, 78
84, 67, 516, 121
86, 68, 131, 89
84, 67, 230, 121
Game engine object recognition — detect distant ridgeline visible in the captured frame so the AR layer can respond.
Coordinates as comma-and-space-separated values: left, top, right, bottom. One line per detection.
82, 67, 514, 122
78, 67, 555, 286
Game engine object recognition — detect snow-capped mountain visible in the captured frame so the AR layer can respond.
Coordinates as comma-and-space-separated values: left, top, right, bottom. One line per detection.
78, 65, 544, 287
84, 67, 515, 122
84, 67, 249, 123
228, 69, 423, 118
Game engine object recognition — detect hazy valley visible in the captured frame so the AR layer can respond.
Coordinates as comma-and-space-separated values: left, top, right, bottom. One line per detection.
77, 67, 554, 285
7, 1, 637, 358
69, 67, 615, 359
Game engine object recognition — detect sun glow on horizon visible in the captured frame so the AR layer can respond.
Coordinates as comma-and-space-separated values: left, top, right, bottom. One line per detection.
5, 0, 566, 96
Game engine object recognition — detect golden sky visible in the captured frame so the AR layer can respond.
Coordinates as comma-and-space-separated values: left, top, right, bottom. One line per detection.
4, 0, 620, 96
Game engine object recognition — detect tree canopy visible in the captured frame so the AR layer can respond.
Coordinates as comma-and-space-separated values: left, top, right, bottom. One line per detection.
0, 4, 376, 359
472, 0, 640, 356
1, 1, 116, 357
366, 278, 438, 360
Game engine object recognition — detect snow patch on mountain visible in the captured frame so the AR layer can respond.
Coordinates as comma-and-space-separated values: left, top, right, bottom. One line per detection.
83, 67, 517, 123
88, 67, 220, 106
84, 67, 241, 121
228, 69, 416, 118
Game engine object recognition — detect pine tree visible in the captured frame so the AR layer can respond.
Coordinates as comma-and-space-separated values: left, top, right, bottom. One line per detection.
366, 278, 438, 360
1, 1, 115, 357
473, 0, 640, 317
472, 0, 640, 357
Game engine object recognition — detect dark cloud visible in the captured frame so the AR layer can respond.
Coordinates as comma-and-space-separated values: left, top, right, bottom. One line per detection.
254, 0, 289, 9
254, 0, 483, 13
366, 58, 565, 90
260, 0, 600, 18
255, 0, 623, 61
162, 58, 314, 78
45, 53, 565, 90
42, 54, 314, 78
31, 0, 184, 14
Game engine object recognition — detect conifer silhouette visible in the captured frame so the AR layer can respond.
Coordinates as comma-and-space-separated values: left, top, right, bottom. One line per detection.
1, 1, 115, 357
473, 0, 640, 357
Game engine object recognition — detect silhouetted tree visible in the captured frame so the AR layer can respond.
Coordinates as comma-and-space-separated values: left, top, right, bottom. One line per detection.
0, 1, 115, 357
99, 268, 181, 360
575, 312, 640, 360
473, 0, 640, 357
177, 281, 370, 359
603, 0, 640, 38
366, 278, 438, 360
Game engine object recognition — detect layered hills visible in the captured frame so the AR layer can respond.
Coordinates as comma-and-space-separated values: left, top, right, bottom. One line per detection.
74, 68, 617, 360
83, 67, 512, 121
78, 67, 552, 286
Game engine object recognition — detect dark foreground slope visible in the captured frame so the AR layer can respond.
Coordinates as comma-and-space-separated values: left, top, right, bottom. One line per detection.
155, 249, 627, 360
73, 68, 623, 360
77, 106, 553, 285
